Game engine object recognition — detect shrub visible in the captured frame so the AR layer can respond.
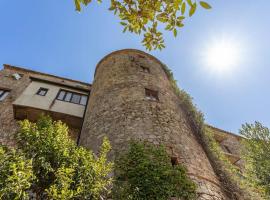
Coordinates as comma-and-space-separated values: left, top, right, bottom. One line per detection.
0, 145, 35, 200
113, 141, 197, 200
0, 115, 113, 200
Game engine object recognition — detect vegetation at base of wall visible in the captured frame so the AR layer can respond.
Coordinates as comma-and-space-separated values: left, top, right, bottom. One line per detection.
0, 115, 113, 200
239, 122, 270, 199
73, 0, 211, 51
205, 128, 265, 199
113, 140, 197, 200
0, 145, 35, 200
161, 64, 263, 199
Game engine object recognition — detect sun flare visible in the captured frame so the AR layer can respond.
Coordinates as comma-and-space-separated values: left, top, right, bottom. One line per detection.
203, 38, 242, 74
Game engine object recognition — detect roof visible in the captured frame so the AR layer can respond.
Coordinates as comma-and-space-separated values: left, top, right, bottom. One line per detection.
206, 124, 243, 140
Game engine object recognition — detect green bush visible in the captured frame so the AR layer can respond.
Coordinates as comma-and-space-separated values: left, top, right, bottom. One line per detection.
113, 141, 197, 200
161, 64, 262, 199
240, 122, 270, 199
0, 115, 113, 200
0, 145, 34, 200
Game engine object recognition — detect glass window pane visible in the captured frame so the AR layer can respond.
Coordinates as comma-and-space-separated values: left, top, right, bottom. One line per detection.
65, 92, 72, 102
80, 95, 87, 105
71, 94, 80, 104
145, 88, 158, 101
0, 91, 9, 101
37, 88, 48, 96
57, 91, 66, 100
39, 90, 46, 96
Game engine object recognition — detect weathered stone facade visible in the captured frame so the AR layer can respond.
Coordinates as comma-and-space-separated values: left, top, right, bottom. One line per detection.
0, 65, 91, 146
0, 66, 30, 146
80, 49, 233, 199
0, 50, 246, 199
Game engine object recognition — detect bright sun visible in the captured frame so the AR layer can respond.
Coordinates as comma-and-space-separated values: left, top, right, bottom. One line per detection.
203, 38, 242, 74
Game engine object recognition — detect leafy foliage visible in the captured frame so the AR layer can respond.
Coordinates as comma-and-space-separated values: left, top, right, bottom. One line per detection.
0, 146, 35, 200
0, 115, 113, 200
73, 0, 211, 50
204, 128, 264, 199
240, 122, 270, 199
113, 141, 197, 200
162, 64, 204, 129
161, 64, 264, 199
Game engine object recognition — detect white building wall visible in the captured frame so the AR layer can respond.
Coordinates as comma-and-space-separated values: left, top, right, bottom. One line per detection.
13, 80, 87, 118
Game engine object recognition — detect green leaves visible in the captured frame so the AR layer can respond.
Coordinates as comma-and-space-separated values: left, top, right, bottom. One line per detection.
0, 146, 35, 200
189, 2, 197, 17
73, 0, 212, 51
199, 1, 212, 9
0, 115, 114, 200
181, 2, 186, 15
74, 0, 93, 12
173, 29, 177, 37
74, 0, 81, 11
113, 141, 197, 200
240, 122, 270, 198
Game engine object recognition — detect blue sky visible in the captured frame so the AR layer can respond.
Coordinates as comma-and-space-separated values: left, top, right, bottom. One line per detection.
1, 1, 270, 134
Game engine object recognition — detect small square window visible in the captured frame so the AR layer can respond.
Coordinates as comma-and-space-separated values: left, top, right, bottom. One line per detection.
0, 89, 10, 101
36, 88, 48, 96
140, 65, 150, 73
145, 88, 159, 101
171, 157, 179, 166
12, 73, 23, 80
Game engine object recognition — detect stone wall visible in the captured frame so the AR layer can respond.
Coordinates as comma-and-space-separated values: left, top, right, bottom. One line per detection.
0, 65, 89, 146
0, 67, 31, 146
80, 49, 230, 200
206, 125, 244, 169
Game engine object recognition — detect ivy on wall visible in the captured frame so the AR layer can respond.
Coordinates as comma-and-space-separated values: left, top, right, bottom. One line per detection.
113, 141, 197, 200
160, 64, 263, 199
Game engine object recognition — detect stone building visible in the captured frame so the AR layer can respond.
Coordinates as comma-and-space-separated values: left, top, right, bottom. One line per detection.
0, 49, 243, 199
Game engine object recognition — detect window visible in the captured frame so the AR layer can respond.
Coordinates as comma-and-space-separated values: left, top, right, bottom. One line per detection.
80, 95, 87, 105
145, 88, 159, 101
56, 89, 88, 106
36, 88, 48, 96
0, 90, 9, 101
140, 65, 150, 73
71, 93, 81, 104
171, 157, 179, 166
12, 73, 23, 80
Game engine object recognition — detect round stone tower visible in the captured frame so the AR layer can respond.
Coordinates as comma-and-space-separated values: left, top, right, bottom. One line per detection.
80, 49, 228, 200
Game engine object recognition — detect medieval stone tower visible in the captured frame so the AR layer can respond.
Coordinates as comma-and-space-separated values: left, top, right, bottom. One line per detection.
79, 49, 229, 199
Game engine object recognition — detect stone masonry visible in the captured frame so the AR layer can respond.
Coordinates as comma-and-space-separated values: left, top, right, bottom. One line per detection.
80, 49, 231, 200
0, 50, 245, 199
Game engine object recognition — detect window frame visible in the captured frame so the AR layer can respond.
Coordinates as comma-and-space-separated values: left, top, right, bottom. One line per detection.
171, 156, 179, 167
145, 88, 159, 101
36, 87, 49, 96
140, 65, 150, 73
56, 89, 88, 106
0, 89, 10, 101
